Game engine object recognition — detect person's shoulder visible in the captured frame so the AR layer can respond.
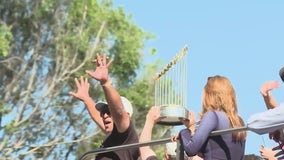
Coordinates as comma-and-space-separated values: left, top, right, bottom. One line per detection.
203, 110, 226, 120
204, 110, 218, 117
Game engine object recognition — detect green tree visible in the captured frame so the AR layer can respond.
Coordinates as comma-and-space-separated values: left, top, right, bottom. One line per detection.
0, 23, 13, 57
0, 0, 158, 159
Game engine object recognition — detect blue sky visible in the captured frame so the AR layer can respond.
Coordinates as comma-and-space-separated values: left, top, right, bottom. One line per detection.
113, 0, 284, 156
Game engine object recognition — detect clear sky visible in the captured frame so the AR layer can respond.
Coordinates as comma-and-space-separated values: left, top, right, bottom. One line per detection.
113, 0, 284, 156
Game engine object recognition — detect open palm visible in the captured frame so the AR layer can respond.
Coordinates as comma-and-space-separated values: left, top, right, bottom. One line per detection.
69, 77, 90, 101
86, 54, 112, 84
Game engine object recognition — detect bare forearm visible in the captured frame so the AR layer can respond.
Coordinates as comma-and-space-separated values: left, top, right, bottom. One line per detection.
102, 86, 124, 114
101, 84, 127, 123
139, 120, 155, 142
101, 80, 130, 132
83, 97, 96, 119
83, 97, 105, 132
263, 93, 278, 109
139, 119, 156, 160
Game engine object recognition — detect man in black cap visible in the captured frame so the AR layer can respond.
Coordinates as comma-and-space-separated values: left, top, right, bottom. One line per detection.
70, 54, 139, 160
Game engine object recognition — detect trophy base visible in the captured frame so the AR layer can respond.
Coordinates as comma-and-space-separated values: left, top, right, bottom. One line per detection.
157, 105, 189, 126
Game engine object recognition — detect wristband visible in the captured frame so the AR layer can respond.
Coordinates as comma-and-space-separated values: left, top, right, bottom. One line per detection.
101, 78, 112, 87
265, 92, 271, 97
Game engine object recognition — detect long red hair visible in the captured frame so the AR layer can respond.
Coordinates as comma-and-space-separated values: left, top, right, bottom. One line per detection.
200, 75, 246, 141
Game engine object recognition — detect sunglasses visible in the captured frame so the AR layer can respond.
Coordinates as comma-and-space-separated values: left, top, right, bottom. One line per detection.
100, 109, 111, 116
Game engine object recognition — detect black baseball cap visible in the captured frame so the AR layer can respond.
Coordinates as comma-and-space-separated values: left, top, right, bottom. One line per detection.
95, 102, 109, 114
95, 96, 133, 117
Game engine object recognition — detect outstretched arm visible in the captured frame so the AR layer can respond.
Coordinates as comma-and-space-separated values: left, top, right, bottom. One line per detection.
179, 111, 218, 156
69, 77, 105, 132
260, 81, 279, 109
139, 106, 161, 160
179, 110, 197, 133
86, 53, 130, 133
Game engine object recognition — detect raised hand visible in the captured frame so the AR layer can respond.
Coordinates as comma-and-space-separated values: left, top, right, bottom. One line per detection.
180, 110, 196, 130
260, 81, 280, 96
146, 106, 162, 124
69, 76, 90, 101
259, 145, 278, 160
272, 143, 284, 159
171, 132, 179, 142
86, 53, 113, 85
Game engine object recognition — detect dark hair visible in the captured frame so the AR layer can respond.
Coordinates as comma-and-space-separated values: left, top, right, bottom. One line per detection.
279, 66, 284, 82
244, 154, 262, 160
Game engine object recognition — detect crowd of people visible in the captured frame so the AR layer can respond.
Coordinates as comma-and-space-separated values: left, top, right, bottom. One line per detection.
70, 53, 284, 160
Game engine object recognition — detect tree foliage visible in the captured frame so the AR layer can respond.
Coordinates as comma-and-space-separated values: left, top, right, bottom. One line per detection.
0, 23, 13, 57
0, 0, 158, 159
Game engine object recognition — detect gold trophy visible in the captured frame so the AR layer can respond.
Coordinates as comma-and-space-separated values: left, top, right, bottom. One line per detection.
153, 46, 189, 125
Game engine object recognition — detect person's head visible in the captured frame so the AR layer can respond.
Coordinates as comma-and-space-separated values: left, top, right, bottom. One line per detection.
269, 129, 284, 143
201, 75, 237, 115
201, 75, 246, 141
95, 96, 133, 133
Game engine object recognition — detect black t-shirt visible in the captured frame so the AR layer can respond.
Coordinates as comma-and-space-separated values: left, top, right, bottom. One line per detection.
95, 121, 140, 160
